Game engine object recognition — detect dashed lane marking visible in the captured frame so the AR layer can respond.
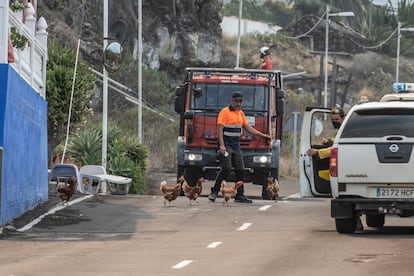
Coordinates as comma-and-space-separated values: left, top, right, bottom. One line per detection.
237, 222, 252, 231
172, 260, 193, 269
207, 241, 222, 248
259, 205, 272, 211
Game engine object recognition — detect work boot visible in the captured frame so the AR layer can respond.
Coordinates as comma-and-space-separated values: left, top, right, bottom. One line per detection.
208, 192, 217, 202
234, 195, 253, 203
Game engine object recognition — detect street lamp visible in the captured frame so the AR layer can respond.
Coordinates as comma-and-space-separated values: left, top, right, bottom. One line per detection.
138, 0, 143, 143
102, 0, 141, 170
396, 22, 414, 83
103, 0, 109, 168
324, 5, 354, 108
236, 0, 242, 68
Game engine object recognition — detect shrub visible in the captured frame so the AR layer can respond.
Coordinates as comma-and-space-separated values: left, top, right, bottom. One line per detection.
67, 125, 147, 194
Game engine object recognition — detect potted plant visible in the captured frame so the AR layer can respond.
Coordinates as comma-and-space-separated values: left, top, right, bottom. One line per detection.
10, 27, 28, 49
9, 0, 25, 12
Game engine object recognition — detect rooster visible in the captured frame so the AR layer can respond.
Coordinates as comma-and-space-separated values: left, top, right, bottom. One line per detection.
182, 177, 205, 205
220, 180, 243, 206
160, 175, 185, 206
57, 176, 77, 204
266, 177, 280, 200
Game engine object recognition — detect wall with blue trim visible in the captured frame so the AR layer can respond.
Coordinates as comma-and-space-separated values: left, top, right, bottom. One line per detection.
0, 64, 48, 226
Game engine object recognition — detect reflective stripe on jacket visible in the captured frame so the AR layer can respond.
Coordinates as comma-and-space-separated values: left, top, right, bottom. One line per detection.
217, 106, 248, 148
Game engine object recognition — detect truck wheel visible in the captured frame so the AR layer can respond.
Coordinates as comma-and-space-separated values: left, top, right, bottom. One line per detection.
184, 167, 203, 186
261, 184, 269, 199
366, 214, 385, 228
177, 166, 185, 196
335, 214, 357, 234
177, 166, 185, 179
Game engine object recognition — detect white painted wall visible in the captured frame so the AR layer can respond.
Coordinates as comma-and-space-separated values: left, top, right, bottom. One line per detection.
221, 16, 282, 37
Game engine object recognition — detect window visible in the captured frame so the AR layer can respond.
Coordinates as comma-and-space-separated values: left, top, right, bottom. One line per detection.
341, 108, 414, 138
310, 111, 337, 146
191, 83, 267, 111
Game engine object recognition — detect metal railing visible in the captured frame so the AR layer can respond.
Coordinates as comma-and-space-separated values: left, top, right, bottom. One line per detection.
4, 6, 47, 98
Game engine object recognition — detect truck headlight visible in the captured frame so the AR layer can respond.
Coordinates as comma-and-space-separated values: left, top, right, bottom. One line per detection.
253, 155, 271, 163
184, 153, 202, 161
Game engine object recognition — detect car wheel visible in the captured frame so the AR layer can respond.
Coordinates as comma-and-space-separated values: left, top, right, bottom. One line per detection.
335, 215, 357, 234
366, 214, 385, 228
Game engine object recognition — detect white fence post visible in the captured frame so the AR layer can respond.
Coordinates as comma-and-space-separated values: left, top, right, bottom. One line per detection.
0, 0, 9, 63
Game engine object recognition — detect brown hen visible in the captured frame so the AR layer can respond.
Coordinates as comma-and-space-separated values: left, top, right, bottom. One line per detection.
220, 180, 243, 206
160, 175, 185, 206
57, 176, 77, 204
266, 177, 280, 200
182, 177, 205, 205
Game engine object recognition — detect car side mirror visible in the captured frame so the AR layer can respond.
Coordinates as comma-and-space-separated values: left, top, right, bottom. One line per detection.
276, 89, 285, 116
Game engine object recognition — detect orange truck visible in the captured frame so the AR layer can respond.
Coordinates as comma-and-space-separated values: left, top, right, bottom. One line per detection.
174, 67, 285, 198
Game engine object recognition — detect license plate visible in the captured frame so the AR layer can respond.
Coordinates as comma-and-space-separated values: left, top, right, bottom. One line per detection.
376, 187, 414, 198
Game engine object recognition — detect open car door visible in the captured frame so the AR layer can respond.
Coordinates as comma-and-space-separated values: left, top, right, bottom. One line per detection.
299, 107, 336, 197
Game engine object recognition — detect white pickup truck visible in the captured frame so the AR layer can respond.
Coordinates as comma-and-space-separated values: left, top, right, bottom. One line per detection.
300, 83, 414, 233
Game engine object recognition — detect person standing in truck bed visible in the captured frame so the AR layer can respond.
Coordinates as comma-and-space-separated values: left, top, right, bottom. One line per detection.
208, 92, 272, 203
259, 46, 272, 70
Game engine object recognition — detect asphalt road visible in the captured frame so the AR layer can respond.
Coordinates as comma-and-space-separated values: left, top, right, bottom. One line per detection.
1, 176, 414, 275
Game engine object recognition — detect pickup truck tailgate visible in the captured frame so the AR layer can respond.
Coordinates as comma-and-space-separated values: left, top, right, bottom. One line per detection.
337, 143, 414, 183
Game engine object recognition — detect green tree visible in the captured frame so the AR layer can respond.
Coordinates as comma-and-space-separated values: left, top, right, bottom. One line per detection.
47, 40, 96, 163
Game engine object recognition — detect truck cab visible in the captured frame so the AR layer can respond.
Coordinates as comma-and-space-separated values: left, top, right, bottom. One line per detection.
175, 68, 284, 198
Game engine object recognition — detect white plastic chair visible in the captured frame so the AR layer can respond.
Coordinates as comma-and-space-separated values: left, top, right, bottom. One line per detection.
79, 165, 132, 195
48, 163, 83, 193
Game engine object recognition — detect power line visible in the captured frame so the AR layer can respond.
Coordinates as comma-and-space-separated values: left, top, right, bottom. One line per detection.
278, 10, 327, 39
346, 26, 398, 50
90, 68, 176, 123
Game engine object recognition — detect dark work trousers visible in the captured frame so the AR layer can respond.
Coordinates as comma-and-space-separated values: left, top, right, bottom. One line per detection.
211, 146, 245, 198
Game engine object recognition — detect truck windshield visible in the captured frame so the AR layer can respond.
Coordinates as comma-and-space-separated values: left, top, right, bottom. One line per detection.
341, 108, 414, 138
190, 83, 267, 111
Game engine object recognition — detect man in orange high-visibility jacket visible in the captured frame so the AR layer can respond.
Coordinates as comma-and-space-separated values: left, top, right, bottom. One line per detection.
208, 92, 271, 203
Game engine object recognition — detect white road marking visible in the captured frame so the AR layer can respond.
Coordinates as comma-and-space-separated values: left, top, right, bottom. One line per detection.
284, 192, 301, 199
17, 195, 94, 232
54, 237, 83, 241
172, 260, 193, 269
259, 205, 272, 211
207, 241, 222, 248
237, 222, 252, 231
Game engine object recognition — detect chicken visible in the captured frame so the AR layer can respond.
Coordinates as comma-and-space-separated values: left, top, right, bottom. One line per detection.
160, 175, 185, 206
220, 180, 243, 206
57, 176, 77, 204
182, 177, 205, 205
266, 177, 280, 200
